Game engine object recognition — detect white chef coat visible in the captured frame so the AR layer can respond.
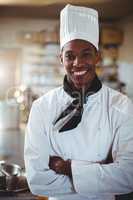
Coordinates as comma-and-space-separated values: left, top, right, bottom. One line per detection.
24, 84, 133, 200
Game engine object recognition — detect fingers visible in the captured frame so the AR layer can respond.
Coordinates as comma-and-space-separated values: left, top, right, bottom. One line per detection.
49, 156, 64, 173
49, 156, 72, 177
53, 160, 64, 174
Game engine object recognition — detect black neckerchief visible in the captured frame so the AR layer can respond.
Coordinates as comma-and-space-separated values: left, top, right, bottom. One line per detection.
53, 74, 102, 133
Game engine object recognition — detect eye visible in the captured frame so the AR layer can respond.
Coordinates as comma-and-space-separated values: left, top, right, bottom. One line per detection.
82, 52, 94, 59
65, 54, 75, 61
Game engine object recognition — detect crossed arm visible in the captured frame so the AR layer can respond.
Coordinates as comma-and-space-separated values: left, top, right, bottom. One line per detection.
49, 156, 111, 178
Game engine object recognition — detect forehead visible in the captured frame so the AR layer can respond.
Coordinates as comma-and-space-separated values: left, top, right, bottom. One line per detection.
62, 39, 96, 53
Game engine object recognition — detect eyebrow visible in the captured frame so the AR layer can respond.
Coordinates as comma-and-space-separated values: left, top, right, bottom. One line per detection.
65, 51, 73, 54
82, 48, 94, 52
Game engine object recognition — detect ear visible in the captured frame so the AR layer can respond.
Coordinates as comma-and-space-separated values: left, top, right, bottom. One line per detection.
60, 53, 63, 64
95, 51, 101, 65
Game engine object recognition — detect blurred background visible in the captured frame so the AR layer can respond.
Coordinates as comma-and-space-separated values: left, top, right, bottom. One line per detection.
0, 0, 133, 174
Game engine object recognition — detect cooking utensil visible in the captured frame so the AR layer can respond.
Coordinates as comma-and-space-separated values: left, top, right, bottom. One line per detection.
0, 161, 21, 176
0, 161, 28, 192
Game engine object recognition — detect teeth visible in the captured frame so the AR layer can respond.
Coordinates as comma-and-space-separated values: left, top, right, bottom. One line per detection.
74, 71, 87, 76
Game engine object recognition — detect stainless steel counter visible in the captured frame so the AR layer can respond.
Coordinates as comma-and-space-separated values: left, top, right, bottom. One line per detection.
0, 191, 37, 199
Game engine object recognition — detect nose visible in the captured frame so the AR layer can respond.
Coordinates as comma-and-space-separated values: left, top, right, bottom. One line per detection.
73, 56, 83, 68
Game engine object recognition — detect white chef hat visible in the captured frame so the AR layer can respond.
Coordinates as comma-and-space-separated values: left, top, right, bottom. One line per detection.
60, 4, 99, 50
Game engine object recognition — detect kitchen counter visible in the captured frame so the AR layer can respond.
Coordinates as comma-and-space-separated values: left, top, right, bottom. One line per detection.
1, 192, 132, 200
116, 193, 133, 200
1, 191, 133, 200
0, 191, 38, 200
0, 191, 49, 200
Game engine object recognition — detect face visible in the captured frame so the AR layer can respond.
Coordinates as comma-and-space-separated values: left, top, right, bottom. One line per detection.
60, 39, 99, 90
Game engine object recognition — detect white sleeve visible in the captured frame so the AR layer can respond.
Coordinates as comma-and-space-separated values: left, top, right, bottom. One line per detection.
24, 101, 75, 197
71, 117, 133, 196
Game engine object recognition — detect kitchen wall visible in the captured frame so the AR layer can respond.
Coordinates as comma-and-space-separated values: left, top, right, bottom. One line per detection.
0, 18, 59, 98
118, 14, 133, 62
0, 18, 58, 47
0, 16, 133, 100
117, 14, 133, 99
0, 18, 59, 166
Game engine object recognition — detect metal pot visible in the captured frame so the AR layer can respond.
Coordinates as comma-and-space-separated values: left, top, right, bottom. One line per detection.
0, 161, 26, 191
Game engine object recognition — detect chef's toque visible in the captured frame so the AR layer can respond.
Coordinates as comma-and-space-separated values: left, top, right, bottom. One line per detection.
60, 4, 99, 50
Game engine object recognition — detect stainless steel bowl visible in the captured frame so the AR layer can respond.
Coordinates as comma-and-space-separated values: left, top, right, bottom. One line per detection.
0, 161, 21, 176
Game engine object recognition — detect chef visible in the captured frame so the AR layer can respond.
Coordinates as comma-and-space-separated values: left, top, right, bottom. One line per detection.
24, 4, 133, 200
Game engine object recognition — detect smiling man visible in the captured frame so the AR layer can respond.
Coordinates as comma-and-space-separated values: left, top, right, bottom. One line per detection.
60, 39, 99, 90
24, 4, 133, 200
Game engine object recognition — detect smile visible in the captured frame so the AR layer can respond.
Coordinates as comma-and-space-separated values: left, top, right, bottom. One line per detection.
73, 70, 87, 76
